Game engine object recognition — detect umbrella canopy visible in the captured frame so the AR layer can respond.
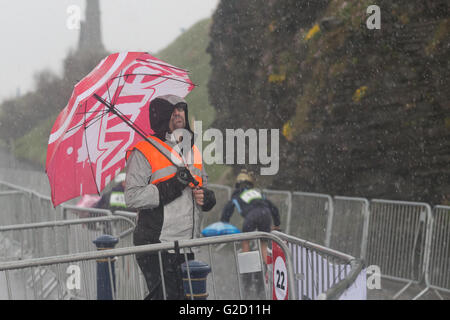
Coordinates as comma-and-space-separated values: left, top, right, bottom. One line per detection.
46, 52, 195, 207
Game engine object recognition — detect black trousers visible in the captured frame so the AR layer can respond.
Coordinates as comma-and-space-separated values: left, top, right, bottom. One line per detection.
136, 251, 194, 300
242, 206, 273, 233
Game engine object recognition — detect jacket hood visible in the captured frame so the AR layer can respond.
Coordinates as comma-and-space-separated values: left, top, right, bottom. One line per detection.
149, 95, 192, 141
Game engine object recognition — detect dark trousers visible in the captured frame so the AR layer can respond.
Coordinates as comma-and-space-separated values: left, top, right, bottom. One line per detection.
242, 207, 273, 233
136, 251, 194, 300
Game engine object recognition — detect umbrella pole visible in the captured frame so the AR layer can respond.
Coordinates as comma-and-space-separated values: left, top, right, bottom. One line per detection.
93, 94, 149, 142
92, 94, 198, 186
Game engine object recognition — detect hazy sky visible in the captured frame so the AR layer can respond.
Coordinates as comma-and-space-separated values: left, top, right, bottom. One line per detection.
0, 0, 219, 102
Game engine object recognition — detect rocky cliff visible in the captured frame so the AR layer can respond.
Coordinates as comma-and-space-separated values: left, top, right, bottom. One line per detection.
208, 0, 449, 204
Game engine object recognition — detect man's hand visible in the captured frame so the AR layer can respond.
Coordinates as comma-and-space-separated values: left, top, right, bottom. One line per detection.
193, 188, 204, 206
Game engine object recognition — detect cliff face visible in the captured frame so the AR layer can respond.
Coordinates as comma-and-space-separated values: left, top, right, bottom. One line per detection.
208, 0, 449, 204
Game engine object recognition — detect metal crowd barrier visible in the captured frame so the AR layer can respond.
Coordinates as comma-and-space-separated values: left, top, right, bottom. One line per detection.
328, 196, 370, 260
1, 179, 449, 299
0, 216, 135, 261
0, 216, 136, 300
0, 230, 366, 300
272, 231, 365, 300
0, 180, 115, 225
0, 187, 59, 225
414, 205, 450, 300
0, 168, 50, 197
262, 189, 292, 234
290, 192, 333, 246
61, 204, 112, 219
366, 199, 433, 299
318, 259, 366, 300
0, 232, 298, 300
111, 211, 138, 249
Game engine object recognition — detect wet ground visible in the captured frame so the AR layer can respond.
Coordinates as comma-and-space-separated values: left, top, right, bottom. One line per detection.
367, 278, 449, 300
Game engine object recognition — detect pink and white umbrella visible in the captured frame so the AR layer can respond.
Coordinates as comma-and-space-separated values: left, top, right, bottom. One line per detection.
46, 52, 195, 207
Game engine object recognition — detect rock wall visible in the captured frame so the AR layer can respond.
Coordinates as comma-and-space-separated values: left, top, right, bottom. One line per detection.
208, 0, 449, 204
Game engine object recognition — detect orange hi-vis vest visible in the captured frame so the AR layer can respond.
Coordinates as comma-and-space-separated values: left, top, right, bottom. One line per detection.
126, 135, 203, 187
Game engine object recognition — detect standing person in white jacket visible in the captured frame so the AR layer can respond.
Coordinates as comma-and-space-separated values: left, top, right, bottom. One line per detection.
125, 95, 215, 300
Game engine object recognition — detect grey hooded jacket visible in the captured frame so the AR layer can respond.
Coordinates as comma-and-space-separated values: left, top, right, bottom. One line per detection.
125, 131, 208, 245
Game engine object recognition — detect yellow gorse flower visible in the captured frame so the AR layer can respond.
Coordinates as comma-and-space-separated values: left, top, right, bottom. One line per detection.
352, 86, 368, 102
282, 121, 294, 141
268, 73, 286, 83
305, 24, 320, 41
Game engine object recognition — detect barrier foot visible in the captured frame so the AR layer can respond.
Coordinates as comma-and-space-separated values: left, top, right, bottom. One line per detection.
412, 287, 429, 300
432, 288, 444, 300
392, 281, 413, 300
411, 287, 445, 300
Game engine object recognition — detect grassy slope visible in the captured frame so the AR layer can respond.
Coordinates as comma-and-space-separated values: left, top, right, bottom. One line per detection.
14, 116, 56, 166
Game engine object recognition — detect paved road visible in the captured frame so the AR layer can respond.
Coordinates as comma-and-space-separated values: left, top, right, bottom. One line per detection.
367, 278, 449, 300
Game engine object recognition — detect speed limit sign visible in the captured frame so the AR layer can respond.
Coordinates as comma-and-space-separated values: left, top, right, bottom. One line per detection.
272, 242, 288, 300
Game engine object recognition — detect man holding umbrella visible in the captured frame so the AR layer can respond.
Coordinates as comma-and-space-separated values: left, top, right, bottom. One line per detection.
125, 95, 216, 300
45, 51, 214, 299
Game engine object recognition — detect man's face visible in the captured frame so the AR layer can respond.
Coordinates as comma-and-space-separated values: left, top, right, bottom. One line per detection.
169, 106, 186, 132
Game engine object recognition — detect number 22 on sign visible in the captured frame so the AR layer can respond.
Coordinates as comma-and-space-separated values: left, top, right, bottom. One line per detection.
272, 242, 288, 300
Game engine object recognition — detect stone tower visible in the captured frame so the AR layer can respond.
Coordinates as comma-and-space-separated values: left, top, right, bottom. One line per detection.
78, 0, 105, 53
